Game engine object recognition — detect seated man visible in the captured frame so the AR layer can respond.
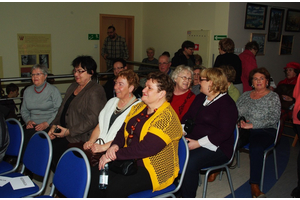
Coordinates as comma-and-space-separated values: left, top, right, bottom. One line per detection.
103, 58, 143, 100
0, 83, 19, 119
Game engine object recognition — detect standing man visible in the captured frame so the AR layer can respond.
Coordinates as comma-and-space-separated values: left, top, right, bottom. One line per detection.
171, 40, 195, 68
159, 55, 173, 77
101, 26, 129, 71
239, 41, 259, 92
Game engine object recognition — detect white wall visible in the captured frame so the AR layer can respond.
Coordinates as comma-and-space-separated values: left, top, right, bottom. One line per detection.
228, 2, 300, 84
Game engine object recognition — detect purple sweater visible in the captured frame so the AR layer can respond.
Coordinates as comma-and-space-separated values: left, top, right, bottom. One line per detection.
181, 93, 238, 159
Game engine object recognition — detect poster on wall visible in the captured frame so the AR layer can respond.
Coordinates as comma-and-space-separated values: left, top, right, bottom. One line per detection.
17, 34, 52, 79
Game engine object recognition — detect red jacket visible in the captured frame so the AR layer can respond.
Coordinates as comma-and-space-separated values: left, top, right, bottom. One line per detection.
239, 50, 257, 92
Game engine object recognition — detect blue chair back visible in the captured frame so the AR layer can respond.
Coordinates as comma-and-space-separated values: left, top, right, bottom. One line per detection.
51, 147, 91, 198
5, 118, 24, 157
22, 131, 52, 178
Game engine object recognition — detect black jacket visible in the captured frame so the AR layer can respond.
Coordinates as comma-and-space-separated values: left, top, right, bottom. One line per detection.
171, 49, 195, 67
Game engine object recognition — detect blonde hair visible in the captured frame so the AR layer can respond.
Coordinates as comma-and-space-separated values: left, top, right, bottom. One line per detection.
146, 47, 155, 53
201, 68, 228, 93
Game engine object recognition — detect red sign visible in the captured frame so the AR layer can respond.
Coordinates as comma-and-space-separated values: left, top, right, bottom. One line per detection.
194, 44, 199, 51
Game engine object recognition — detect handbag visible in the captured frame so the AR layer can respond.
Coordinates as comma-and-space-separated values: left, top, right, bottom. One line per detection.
68, 138, 105, 167
109, 159, 138, 176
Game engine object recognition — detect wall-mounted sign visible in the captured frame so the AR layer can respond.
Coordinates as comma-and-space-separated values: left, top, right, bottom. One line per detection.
88, 34, 99, 40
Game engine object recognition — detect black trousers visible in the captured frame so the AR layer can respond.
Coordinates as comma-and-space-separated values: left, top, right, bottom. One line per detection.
180, 147, 229, 198
88, 165, 152, 198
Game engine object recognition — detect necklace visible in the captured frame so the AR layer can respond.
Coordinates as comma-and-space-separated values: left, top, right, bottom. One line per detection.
34, 83, 47, 94
127, 107, 157, 146
114, 96, 137, 115
204, 93, 221, 106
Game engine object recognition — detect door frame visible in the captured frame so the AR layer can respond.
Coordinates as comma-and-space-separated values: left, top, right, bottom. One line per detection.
99, 14, 134, 72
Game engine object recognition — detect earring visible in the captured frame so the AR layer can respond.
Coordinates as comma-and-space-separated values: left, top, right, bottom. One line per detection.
251, 85, 254, 88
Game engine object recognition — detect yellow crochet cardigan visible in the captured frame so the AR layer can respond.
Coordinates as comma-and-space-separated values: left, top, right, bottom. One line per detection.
123, 101, 182, 191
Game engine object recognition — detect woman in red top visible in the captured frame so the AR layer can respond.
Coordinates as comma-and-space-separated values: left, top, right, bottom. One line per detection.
275, 62, 300, 138
170, 65, 195, 120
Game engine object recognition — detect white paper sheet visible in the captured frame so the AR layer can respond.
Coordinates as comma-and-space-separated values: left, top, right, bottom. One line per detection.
9, 176, 35, 190
0, 176, 11, 187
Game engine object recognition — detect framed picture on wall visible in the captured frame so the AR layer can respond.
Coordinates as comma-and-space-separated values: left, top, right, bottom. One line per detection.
285, 9, 300, 32
268, 8, 285, 42
250, 33, 266, 55
280, 35, 294, 55
244, 3, 268, 29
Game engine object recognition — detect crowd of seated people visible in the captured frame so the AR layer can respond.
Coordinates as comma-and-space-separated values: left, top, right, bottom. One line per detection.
2, 37, 300, 198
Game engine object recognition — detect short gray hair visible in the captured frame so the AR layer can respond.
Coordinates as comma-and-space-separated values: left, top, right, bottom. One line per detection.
171, 65, 194, 82
31, 64, 48, 75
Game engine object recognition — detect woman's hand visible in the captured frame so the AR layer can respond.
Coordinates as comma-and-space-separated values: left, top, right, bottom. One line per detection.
26, 121, 36, 129
48, 125, 57, 140
52, 125, 69, 138
83, 141, 93, 150
105, 144, 119, 161
35, 122, 49, 131
90, 143, 104, 154
240, 120, 253, 129
98, 154, 111, 170
185, 138, 200, 150
282, 95, 293, 102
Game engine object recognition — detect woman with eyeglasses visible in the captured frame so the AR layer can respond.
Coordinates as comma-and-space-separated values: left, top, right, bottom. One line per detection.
48, 55, 107, 171
236, 67, 280, 197
180, 68, 238, 198
21, 64, 62, 155
88, 71, 182, 198
170, 65, 196, 121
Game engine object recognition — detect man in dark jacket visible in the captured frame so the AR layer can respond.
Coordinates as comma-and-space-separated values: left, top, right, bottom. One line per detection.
171, 40, 196, 68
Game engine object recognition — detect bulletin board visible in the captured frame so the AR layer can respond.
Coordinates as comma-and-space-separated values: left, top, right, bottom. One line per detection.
17, 34, 52, 78
187, 30, 211, 68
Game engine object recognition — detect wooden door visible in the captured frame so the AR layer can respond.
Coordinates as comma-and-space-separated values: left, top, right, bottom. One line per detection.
99, 14, 134, 73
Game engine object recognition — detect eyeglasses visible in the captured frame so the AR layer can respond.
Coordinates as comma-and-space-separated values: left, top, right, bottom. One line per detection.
73, 69, 86, 74
113, 67, 124, 71
200, 77, 208, 82
178, 76, 192, 82
31, 73, 44, 77
158, 62, 169, 66
188, 48, 195, 51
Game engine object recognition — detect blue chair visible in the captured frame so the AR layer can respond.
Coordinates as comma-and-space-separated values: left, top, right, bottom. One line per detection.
39, 147, 91, 198
199, 125, 239, 198
0, 131, 52, 198
0, 118, 24, 175
236, 121, 280, 191
128, 136, 189, 198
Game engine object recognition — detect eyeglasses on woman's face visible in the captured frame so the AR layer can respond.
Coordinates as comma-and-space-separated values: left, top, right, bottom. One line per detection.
178, 76, 192, 82
73, 69, 86, 74
31, 73, 44, 77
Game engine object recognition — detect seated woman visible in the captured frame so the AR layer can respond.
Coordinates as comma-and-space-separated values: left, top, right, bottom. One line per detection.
88, 71, 182, 198
48, 55, 107, 171
171, 65, 195, 120
180, 68, 238, 198
83, 69, 141, 154
219, 65, 240, 102
274, 62, 300, 138
236, 67, 281, 198
21, 64, 62, 152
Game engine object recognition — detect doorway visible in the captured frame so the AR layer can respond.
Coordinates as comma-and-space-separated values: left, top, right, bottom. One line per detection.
99, 14, 134, 73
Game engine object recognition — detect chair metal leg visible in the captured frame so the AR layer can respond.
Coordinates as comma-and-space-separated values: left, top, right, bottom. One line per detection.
202, 170, 211, 198
260, 151, 268, 191
198, 173, 202, 186
225, 166, 235, 198
273, 149, 278, 180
